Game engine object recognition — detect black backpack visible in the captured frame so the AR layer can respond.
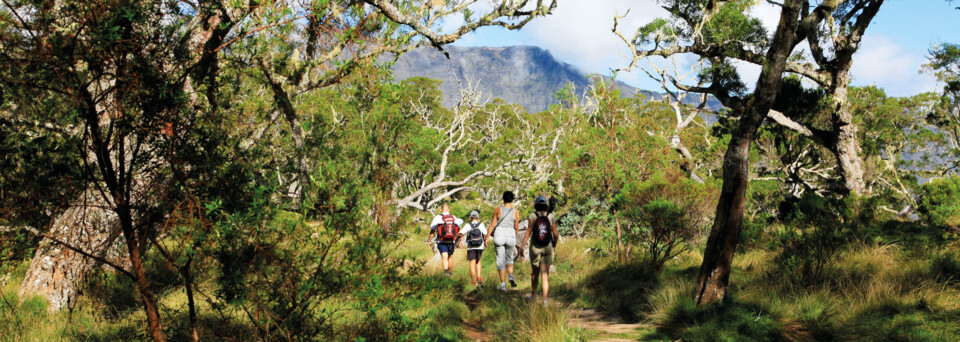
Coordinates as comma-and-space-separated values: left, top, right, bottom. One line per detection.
466, 222, 484, 248
533, 212, 552, 245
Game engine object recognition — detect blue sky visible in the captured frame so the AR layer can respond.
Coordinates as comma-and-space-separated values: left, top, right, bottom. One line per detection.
446, 0, 960, 97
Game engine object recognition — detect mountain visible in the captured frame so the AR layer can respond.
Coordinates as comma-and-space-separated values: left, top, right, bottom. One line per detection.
390, 45, 648, 112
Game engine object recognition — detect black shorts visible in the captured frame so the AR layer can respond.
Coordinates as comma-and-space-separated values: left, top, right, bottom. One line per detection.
467, 249, 483, 261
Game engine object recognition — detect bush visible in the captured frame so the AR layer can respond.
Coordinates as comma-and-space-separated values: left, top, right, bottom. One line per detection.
930, 250, 960, 284
557, 197, 614, 238
614, 171, 717, 270
773, 194, 849, 285
918, 176, 960, 239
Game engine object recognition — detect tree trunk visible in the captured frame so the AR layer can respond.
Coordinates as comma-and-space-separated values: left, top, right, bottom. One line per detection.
18, 189, 125, 312
829, 74, 867, 196
694, 0, 803, 306
616, 215, 624, 264
184, 259, 200, 342
118, 208, 167, 342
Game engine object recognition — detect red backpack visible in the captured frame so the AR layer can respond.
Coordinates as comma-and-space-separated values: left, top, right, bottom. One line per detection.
438, 215, 460, 242
533, 212, 552, 245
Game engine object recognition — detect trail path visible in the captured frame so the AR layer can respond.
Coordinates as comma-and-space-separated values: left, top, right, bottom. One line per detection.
568, 308, 652, 341
463, 291, 493, 342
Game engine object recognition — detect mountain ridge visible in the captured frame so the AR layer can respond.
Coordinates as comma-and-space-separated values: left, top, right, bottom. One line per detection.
390, 45, 653, 112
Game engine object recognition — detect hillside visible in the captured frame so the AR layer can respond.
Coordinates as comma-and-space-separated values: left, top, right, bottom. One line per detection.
390, 45, 645, 112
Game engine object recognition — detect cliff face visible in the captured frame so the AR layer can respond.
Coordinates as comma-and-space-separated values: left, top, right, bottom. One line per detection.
391, 45, 640, 112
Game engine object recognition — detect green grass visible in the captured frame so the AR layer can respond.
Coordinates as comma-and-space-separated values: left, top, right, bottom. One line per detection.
5, 223, 960, 341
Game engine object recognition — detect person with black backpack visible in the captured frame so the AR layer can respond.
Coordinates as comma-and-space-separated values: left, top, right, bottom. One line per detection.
427, 203, 463, 277
458, 210, 488, 287
518, 196, 560, 305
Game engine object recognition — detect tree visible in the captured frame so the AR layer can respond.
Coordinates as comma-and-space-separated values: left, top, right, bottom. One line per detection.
618, 0, 830, 305
0, 0, 557, 340
394, 79, 564, 214
924, 43, 960, 174
557, 77, 683, 262
619, 1, 886, 197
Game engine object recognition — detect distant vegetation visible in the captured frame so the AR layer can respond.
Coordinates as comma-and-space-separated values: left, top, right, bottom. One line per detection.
1, 0, 960, 341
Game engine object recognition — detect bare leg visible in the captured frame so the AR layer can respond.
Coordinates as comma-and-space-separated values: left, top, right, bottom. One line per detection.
499, 269, 507, 283
476, 257, 483, 282
530, 265, 540, 297
440, 252, 450, 272
540, 263, 551, 299
449, 252, 454, 271
507, 263, 515, 279
469, 259, 478, 282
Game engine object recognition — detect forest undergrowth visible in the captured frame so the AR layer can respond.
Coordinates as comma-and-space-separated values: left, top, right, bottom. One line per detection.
4, 213, 960, 341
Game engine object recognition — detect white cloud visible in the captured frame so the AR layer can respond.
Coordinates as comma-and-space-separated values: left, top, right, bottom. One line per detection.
499, 0, 672, 89
748, 1, 781, 33
851, 34, 938, 96
446, 1, 938, 97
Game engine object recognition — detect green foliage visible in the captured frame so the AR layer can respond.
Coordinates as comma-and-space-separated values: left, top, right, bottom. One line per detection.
773, 194, 849, 285
636, 18, 677, 46
700, 1, 768, 52
556, 198, 613, 238
614, 171, 717, 270
930, 250, 960, 285
918, 176, 960, 239
559, 77, 682, 204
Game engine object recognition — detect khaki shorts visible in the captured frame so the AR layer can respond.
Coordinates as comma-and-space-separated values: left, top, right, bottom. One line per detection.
529, 243, 554, 268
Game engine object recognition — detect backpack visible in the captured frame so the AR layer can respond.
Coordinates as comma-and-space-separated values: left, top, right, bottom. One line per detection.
533, 212, 552, 245
438, 215, 459, 243
466, 222, 484, 248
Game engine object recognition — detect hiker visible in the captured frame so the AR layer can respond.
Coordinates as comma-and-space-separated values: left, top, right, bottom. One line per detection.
459, 210, 487, 287
484, 191, 521, 291
518, 196, 559, 305
427, 203, 463, 277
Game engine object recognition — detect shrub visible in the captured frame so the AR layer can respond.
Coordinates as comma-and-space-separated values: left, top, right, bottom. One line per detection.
614, 171, 717, 270
557, 197, 614, 238
930, 250, 960, 284
917, 176, 960, 239
773, 194, 849, 285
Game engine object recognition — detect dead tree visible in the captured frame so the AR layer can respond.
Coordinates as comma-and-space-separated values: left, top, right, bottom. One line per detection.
395, 79, 564, 213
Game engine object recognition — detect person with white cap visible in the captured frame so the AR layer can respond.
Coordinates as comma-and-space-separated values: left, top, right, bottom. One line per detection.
459, 210, 488, 287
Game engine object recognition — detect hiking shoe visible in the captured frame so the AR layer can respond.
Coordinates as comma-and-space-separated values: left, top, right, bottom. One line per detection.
444, 270, 452, 277
497, 283, 507, 292
509, 278, 517, 288
477, 277, 483, 285
542, 299, 549, 306
525, 293, 538, 302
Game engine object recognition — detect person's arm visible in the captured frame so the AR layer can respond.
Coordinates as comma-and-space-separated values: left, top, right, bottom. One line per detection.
518, 216, 533, 257
455, 218, 466, 247
513, 209, 520, 237
484, 208, 499, 242
551, 218, 560, 248
426, 216, 438, 246
481, 225, 488, 247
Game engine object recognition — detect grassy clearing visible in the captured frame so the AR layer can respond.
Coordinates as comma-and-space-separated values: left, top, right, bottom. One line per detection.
4, 221, 960, 341
564, 239, 960, 341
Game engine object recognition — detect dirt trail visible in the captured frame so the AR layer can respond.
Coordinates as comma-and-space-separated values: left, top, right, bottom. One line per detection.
463, 292, 493, 342
569, 308, 652, 342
